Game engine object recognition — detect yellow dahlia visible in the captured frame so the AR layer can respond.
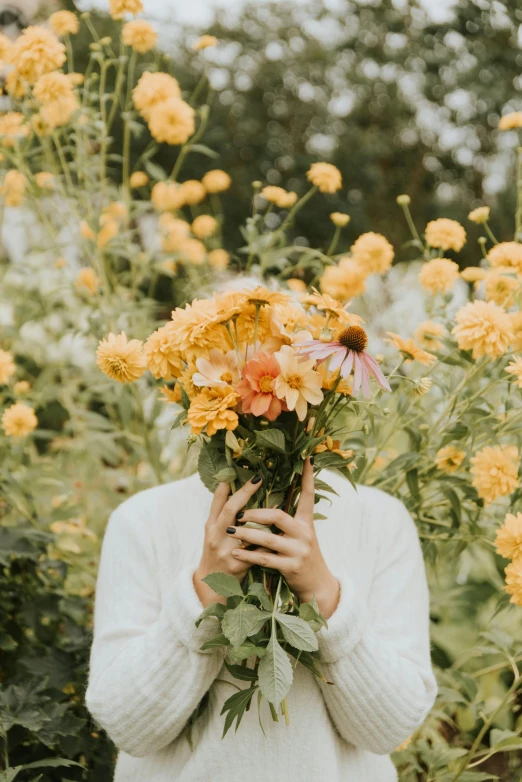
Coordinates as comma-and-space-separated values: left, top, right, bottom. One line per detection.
452, 300, 513, 359
49, 10, 79, 36
330, 212, 350, 227
414, 320, 446, 351
419, 258, 459, 294
499, 112, 522, 131
505, 560, 522, 606
151, 181, 184, 211
320, 258, 367, 301
169, 298, 232, 357
468, 206, 490, 224
129, 171, 149, 188
191, 214, 217, 239
484, 271, 518, 307
33, 71, 75, 102
505, 356, 522, 388
133, 72, 181, 121
435, 445, 466, 474
0, 349, 15, 384
122, 20, 157, 53
208, 248, 229, 270
425, 218, 466, 252
2, 170, 26, 207
75, 267, 99, 294
109, 0, 143, 19
2, 402, 37, 437
181, 179, 206, 205
40, 96, 78, 129
193, 35, 217, 51
306, 162, 342, 193
148, 98, 195, 145
188, 385, 239, 436
5, 70, 26, 98
386, 332, 436, 365
0, 32, 13, 61
351, 232, 394, 275
470, 445, 519, 504
0, 112, 28, 147
496, 513, 522, 560
510, 312, 522, 351
487, 242, 522, 271
11, 26, 65, 85
144, 324, 184, 380
202, 169, 231, 193
96, 332, 147, 383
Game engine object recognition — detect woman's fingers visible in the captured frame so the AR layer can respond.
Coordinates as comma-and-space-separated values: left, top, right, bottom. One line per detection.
237, 508, 296, 534
231, 545, 291, 572
296, 457, 315, 521
226, 524, 293, 555
216, 475, 263, 528
208, 482, 230, 524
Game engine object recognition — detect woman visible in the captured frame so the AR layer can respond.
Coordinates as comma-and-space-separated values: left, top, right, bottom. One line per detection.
86, 458, 437, 781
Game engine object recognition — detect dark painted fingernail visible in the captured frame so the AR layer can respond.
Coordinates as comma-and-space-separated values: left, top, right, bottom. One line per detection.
236, 511, 244, 521
310, 456, 315, 465
226, 526, 236, 534
251, 475, 262, 484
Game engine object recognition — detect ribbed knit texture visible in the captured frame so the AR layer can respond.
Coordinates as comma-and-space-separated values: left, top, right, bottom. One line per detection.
86, 472, 437, 782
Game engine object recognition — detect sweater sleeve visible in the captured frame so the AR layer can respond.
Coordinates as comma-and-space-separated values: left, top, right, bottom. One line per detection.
316, 495, 437, 755
85, 504, 225, 757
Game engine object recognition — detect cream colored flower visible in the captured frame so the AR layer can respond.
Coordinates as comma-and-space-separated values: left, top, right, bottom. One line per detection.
49, 10, 79, 36
468, 206, 490, 224
470, 445, 519, 504
11, 26, 65, 85
75, 267, 99, 294
414, 320, 446, 351
109, 0, 143, 19
330, 212, 350, 227
193, 349, 239, 388
151, 181, 184, 211
96, 332, 147, 383
2, 170, 26, 207
148, 98, 195, 145
499, 112, 522, 131
122, 20, 157, 53
202, 169, 231, 193
208, 248, 229, 270
129, 171, 149, 188
192, 214, 217, 238
320, 258, 367, 301
487, 242, 522, 271
351, 232, 394, 275
419, 258, 459, 294
435, 445, 466, 473
505, 356, 522, 388
495, 513, 522, 560
0, 349, 15, 384
505, 560, 522, 606
193, 35, 217, 51
181, 179, 206, 205
2, 402, 37, 437
306, 162, 342, 193
452, 300, 513, 359
274, 345, 323, 421
133, 72, 181, 120
425, 218, 466, 252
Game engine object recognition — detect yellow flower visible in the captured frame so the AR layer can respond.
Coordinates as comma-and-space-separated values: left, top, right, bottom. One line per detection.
97, 219, 119, 249
317, 366, 352, 396
351, 232, 394, 275
192, 214, 217, 238
0, 33, 13, 61
460, 266, 486, 283
202, 169, 231, 193
330, 212, 350, 227
496, 513, 522, 560
414, 320, 446, 351
386, 332, 436, 365
261, 186, 298, 208
151, 181, 184, 211
169, 298, 232, 358
286, 278, 307, 293
109, 0, 143, 19
181, 179, 206, 205
0, 112, 28, 147
487, 242, 522, 271
505, 356, 522, 388
75, 267, 99, 294
159, 384, 182, 404
2, 402, 37, 437
484, 271, 518, 307
2, 170, 26, 207
101, 201, 127, 225
122, 20, 157, 53
49, 10, 79, 36
178, 238, 206, 265
188, 385, 239, 436
315, 435, 354, 461
452, 300, 513, 359
274, 345, 323, 421
129, 171, 149, 188
505, 560, 522, 606
510, 312, 522, 351
499, 112, 522, 131
41, 96, 78, 129
14, 380, 30, 395
35, 172, 53, 189
148, 98, 195, 145
470, 445, 519, 504
34, 71, 74, 103
67, 72, 84, 86
96, 332, 147, 383
11, 26, 66, 85
419, 258, 459, 294
5, 70, 26, 98
178, 362, 199, 399
133, 72, 181, 120
193, 35, 217, 51
208, 248, 229, 270
306, 162, 342, 193
144, 324, 184, 380
425, 218, 466, 252
161, 216, 190, 252
80, 220, 95, 240
468, 206, 490, 224
320, 258, 367, 301
0, 349, 15, 384
435, 445, 466, 473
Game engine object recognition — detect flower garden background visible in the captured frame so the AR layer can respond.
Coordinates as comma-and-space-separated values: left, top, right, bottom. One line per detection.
1, 0, 522, 779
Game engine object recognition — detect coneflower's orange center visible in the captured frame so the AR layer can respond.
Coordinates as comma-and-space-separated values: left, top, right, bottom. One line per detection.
259, 375, 273, 393
338, 326, 368, 353
286, 374, 304, 390
220, 371, 233, 383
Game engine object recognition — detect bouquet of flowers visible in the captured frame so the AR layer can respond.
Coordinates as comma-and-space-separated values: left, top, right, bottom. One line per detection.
96, 284, 390, 733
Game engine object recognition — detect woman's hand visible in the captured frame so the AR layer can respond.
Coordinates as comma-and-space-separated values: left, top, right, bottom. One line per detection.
194, 474, 263, 608
228, 458, 340, 619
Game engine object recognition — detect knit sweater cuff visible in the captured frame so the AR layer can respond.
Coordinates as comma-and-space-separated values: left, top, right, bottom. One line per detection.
317, 573, 368, 663
164, 564, 224, 654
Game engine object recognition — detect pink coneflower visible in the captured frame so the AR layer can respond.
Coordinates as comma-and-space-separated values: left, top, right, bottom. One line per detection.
298, 326, 391, 399
236, 351, 287, 421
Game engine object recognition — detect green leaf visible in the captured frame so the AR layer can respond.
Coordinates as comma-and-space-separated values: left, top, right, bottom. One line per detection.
258, 629, 293, 707
222, 603, 270, 647
254, 429, 286, 454
214, 467, 237, 483
198, 443, 230, 492
201, 572, 244, 598
144, 160, 167, 180
199, 633, 230, 651
220, 687, 257, 737
248, 582, 272, 611
275, 613, 319, 652
226, 642, 266, 663
187, 143, 220, 159
313, 479, 339, 496
313, 513, 327, 521
0, 759, 84, 782
224, 661, 259, 681
299, 600, 328, 632
195, 602, 226, 628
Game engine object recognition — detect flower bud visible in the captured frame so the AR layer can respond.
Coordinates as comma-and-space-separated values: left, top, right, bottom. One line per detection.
396, 194, 411, 206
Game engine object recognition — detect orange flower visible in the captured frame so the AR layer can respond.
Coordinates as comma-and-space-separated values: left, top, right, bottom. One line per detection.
188, 385, 239, 436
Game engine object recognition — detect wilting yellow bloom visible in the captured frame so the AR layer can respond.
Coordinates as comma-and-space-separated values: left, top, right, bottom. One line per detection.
487, 241, 522, 271
470, 445, 519, 504
2, 403, 37, 437
14, 380, 30, 395
286, 278, 307, 293
49, 10, 79, 36
505, 560, 522, 606
435, 445, 466, 473
97, 220, 119, 249
129, 171, 149, 188
511, 312, 522, 351
193, 34, 217, 51
188, 385, 239, 435
261, 186, 298, 208
178, 238, 206, 265
133, 71, 181, 120
96, 332, 147, 383
460, 266, 486, 283
0, 349, 15, 384
499, 112, 522, 131
122, 20, 157, 53
109, 0, 143, 19
386, 333, 436, 365
484, 271, 518, 307
35, 172, 53, 189
351, 232, 394, 275
75, 267, 99, 294
320, 257, 367, 301
144, 324, 184, 380
80, 220, 95, 240
148, 97, 195, 145
425, 218, 466, 252
452, 300, 513, 359
151, 181, 184, 211
202, 169, 231, 193
192, 214, 217, 238
0, 112, 28, 147
208, 248, 230, 270
330, 212, 350, 227
419, 258, 459, 294
414, 320, 445, 351
468, 206, 490, 224
2, 170, 26, 207
496, 513, 522, 560
11, 26, 65, 85
307, 162, 342, 193
505, 356, 522, 388
181, 179, 206, 205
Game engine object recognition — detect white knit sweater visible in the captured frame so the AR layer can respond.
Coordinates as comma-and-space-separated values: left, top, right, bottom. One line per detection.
86, 471, 437, 782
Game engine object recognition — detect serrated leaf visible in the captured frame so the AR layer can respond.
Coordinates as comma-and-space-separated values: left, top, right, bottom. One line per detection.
222, 603, 270, 647
199, 632, 230, 651
226, 642, 266, 663
275, 613, 318, 652
220, 687, 257, 737
298, 600, 328, 632
202, 572, 244, 598
258, 630, 293, 707
254, 429, 286, 454
198, 444, 230, 492
214, 467, 237, 483
248, 582, 272, 611
195, 602, 226, 628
